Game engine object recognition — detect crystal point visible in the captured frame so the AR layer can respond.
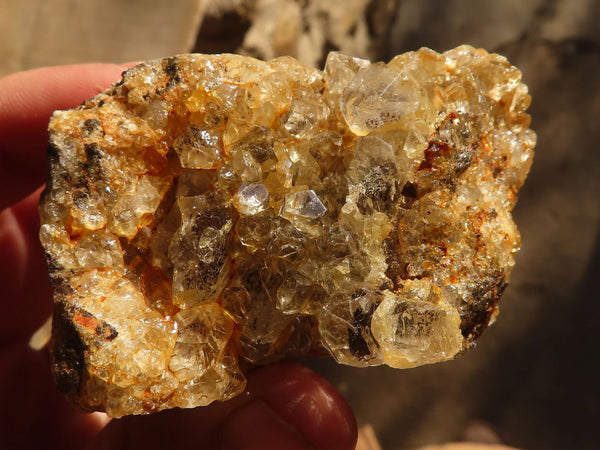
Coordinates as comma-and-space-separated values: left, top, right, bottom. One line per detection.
282, 190, 327, 219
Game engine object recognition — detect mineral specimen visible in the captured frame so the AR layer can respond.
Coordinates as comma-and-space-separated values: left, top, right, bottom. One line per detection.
40, 46, 535, 417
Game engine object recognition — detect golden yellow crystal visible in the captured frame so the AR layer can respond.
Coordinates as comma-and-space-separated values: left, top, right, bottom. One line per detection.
40, 47, 534, 417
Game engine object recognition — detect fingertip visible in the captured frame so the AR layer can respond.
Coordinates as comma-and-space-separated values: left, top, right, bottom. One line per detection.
248, 361, 358, 450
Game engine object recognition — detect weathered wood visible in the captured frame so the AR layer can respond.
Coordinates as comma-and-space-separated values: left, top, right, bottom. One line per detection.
356, 424, 383, 450
0, 0, 205, 77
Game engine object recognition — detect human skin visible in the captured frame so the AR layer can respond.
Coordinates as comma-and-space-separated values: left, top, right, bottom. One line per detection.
0, 64, 357, 450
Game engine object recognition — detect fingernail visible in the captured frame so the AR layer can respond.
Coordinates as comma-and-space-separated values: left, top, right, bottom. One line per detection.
219, 399, 313, 450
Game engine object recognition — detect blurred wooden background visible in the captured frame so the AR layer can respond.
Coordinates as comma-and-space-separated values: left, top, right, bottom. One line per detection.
0, 0, 204, 76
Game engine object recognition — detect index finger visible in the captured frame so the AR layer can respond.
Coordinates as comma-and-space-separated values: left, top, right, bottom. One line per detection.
0, 63, 133, 211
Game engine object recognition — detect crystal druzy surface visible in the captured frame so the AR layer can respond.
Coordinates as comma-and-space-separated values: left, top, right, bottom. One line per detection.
40, 47, 535, 417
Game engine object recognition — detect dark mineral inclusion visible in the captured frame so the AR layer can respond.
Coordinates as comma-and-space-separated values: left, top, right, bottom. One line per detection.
40, 47, 535, 416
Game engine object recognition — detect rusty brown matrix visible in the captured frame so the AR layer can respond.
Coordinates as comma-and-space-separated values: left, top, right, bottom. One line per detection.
40, 47, 535, 417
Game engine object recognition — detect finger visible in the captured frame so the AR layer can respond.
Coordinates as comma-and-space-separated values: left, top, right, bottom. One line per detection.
218, 399, 312, 450
0, 343, 104, 450
89, 361, 357, 450
246, 362, 357, 450
0, 187, 101, 450
0, 187, 53, 337
0, 63, 133, 211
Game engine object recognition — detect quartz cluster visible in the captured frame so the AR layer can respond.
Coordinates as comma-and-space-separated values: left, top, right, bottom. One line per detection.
40, 47, 535, 417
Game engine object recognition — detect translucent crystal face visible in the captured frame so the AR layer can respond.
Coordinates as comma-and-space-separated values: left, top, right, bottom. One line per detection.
40, 47, 534, 417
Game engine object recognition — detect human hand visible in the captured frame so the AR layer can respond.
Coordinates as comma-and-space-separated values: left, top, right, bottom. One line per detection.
0, 64, 357, 450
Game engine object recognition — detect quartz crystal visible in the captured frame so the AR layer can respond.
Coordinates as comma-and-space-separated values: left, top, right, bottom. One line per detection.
40, 47, 535, 417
